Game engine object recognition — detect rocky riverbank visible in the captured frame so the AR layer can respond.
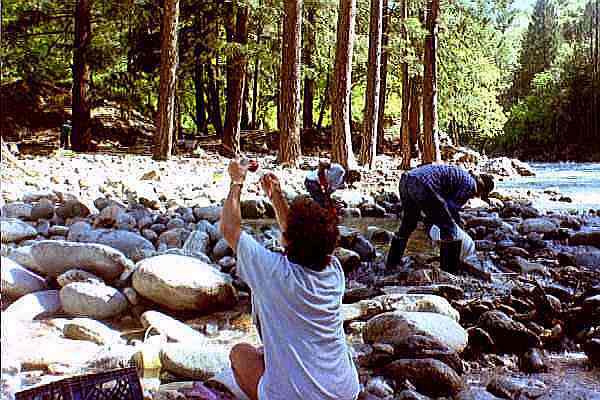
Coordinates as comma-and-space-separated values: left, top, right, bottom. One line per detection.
1, 151, 599, 399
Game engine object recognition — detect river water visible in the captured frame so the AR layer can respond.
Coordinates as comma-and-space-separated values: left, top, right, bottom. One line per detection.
496, 162, 600, 212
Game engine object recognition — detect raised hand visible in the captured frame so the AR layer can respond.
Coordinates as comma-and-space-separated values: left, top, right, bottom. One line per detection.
228, 158, 248, 185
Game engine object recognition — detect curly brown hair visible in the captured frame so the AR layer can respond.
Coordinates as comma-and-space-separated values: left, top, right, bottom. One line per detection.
284, 196, 339, 271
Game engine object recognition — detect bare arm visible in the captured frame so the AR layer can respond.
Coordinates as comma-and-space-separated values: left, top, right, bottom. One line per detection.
221, 160, 247, 250
261, 173, 289, 233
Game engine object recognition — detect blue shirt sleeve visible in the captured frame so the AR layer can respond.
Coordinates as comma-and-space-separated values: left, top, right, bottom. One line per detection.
235, 232, 287, 293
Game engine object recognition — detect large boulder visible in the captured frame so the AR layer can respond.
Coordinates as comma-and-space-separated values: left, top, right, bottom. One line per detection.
132, 254, 237, 312
7, 240, 134, 281
68, 228, 155, 262
160, 342, 229, 380
1, 256, 47, 298
518, 218, 559, 234
60, 282, 128, 319
55, 200, 90, 219
140, 310, 206, 343
385, 358, 464, 398
377, 294, 460, 321
1, 218, 37, 243
477, 311, 541, 354
15, 336, 101, 371
57, 269, 103, 287
364, 311, 468, 353
63, 318, 123, 345
4, 290, 61, 320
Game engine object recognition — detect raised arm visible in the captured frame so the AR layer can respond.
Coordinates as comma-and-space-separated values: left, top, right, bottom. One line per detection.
221, 159, 248, 250
260, 173, 289, 233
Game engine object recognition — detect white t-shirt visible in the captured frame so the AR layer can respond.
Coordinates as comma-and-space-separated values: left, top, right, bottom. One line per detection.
306, 163, 346, 191
236, 232, 359, 400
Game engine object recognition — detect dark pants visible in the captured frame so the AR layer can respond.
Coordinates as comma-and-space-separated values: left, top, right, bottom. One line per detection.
60, 127, 70, 148
397, 174, 457, 241
305, 178, 328, 208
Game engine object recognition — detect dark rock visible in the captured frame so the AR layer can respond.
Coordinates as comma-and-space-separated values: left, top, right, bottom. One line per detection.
352, 236, 376, 261
142, 228, 158, 242
570, 231, 600, 248
519, 348, 547, 373
388, 334, 464, 374
477, 311, 541, 354
360, 204, 386, 218
455, 388, 503, 400
465, 217, 504, 230
341, 208, 362, 218
385, 358, 464, 398
56, 200, 90, 219
343, 286, 383, 303
558, 196, 572, 203
212, 238, 233, 261
557, 251, 578, 266
503, 247, 529, 258
519, 218, 559, 234
584, 338, 600, 367
396, 390, 432, 400
475, 240, 496, 251
30, 199, 55, 221
465, 327, 495, 355
150, 223, 167, 234
366, 227, 394, 244
335, 247, 361, 273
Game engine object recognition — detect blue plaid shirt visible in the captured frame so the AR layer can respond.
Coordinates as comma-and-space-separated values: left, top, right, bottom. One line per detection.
408, 164, 476, 217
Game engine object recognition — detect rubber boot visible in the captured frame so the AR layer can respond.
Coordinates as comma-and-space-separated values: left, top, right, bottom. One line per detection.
386, 235, 408, 270
440, 239, 462, 273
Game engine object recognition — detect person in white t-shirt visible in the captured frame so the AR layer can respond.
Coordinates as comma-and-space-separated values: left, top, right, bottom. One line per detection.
220, 159, 360, 400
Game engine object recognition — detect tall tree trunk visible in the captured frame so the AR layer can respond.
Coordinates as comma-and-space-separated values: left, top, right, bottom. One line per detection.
251, 36, 261, 129
194, 55, 207, 135
241, 74, 251, 129
376, 0, 389, 154
206, 62, 223, 137
223, 6, 249, 155
278, 0, 303, 166
153, 0, 180, 160
71, 0, 92, 152
359, 0, 383, 168
332, 0, 358, 170
302, 5, 317, 130
422, 0, 441, 164
399, 0, 411, 169
408, 75, 421, 158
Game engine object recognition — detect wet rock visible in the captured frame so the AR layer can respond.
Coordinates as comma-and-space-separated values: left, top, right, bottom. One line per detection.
8, 240, 133, 281
69, 228, 155, 262
181, 230, 210, 258
56, 200, 90, 219
570, 231, 600, 248
2, 202, 33, 219
1, 218, 37, 243
56, 269, 103, 287
140, 310, 206, 342
486, 375, 547, 400
518, 218, 559, 234
335, 247, 361, 272
133, 254, 237, 312
60, 282, 128, 319
1, 256, 47, 298
4, 290, 61, 320
193, 206, 222, 223
160, 342, 228, 380
30, 199, 55, 220
63, 318, 123, 345
519, 348, 547, 373
364, 311, 468, 352
212, 238, 233, 261
385, 358, 464, 398
477, 311, 541, 354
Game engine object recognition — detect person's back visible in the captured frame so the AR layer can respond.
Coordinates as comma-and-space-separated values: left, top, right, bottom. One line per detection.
408, 164, 476, 205
236, 232, 359, 400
